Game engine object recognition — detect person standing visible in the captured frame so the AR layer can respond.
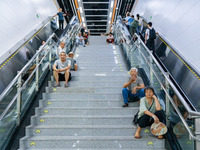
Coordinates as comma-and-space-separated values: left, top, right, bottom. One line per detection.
145, 22, 156, 51
54, 8, 66, 30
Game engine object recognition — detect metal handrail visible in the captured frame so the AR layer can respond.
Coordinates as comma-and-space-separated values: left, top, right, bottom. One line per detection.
0, 33, 55, 103
0, 21, 80, 121
114, 19, 200, 141
133, 33, 200, 117
131, 34, 200, 142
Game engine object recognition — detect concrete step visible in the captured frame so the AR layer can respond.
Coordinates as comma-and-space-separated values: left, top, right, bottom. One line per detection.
20, 136, 165, 149
70, 71, 128, 76
42, 93, 123, 100
25, 125, 140, 137
19, 149, 166, 150
30, 115, 134, 126
39, 100, 139, 108
77, 63, 126, 67
45, 87, 122, 94
77, 66, 125, 71
35, 107, 138, 116
48, 81, 124, 88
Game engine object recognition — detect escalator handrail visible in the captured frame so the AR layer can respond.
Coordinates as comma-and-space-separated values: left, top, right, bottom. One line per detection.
0, 19, 81, 121
133, 33, 200, 117
0, 33, 56, 104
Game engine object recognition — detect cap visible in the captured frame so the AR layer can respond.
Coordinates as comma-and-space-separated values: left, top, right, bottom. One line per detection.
68, 52, 74, 55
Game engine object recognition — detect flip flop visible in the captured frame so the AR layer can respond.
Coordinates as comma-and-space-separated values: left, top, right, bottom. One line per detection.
53, 84, 60, 87
64, 83, 69, 87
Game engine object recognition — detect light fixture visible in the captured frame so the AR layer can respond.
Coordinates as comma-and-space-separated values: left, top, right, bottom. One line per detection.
82, 17, 85, 22
78, 0, 81, 2
80, 7, 83, 13
109, 21, 111, 24
83, 23, 86, 27
111, 1, 114, 8
109, 12, 112, 18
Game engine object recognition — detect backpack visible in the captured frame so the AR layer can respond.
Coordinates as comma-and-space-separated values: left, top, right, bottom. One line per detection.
149, 28, 156, 40
130, 20, 139, 29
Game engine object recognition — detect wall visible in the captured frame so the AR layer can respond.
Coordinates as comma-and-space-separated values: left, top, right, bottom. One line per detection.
132, 0, 200, 73
0, 0, 59, 58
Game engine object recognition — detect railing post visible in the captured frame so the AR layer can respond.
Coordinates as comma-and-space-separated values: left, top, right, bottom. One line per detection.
165, 73, 170, 127
149, 53, 154, 84
36, 50, 39, 91
49, 47, 52, 71
16, 72, 22, 126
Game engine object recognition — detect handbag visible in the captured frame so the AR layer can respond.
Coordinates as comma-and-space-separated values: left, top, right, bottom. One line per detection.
133, 99, 154, 125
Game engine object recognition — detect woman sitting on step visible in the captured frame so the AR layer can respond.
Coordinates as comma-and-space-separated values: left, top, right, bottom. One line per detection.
134, 86, 164, 139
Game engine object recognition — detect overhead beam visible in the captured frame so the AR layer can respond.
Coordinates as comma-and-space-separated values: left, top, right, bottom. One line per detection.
74, 0, 82, 23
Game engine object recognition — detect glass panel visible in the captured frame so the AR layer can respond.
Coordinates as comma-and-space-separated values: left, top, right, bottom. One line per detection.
87, 22, 107, 25
87, 26, 107, 30
167, 85, 195, 150
0, 100, 17, 149
83, 4, 109, 9
83, 0, 109, 2
85, 10, 108, 15
86, 16, 108, 20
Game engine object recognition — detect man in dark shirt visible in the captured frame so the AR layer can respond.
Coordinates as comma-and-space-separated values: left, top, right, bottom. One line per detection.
54, 8, 66, 30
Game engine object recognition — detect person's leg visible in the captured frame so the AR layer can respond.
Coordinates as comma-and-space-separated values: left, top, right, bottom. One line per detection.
135, 114, 151, 138
106, 39, 109, 44
82, 40, 85, 47
74, 64, 78, 71
61, 20, 64, 29
59, 20, 61, 29
53, 71, 60, 86
122, 88, 130, 104
64, 70, 70, 87
135, 89, 145, 99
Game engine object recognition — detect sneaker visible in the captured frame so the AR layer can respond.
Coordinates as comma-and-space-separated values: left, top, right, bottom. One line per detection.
122, 103, 128, 107
64, 83, 69, 87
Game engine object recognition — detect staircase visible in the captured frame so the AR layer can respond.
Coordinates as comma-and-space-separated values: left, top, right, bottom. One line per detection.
19, 36, 165, 149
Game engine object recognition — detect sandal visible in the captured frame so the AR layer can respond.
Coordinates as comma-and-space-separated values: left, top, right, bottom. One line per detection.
53, 83, 60, 87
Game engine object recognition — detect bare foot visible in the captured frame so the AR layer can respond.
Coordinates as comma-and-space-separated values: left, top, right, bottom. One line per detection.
134, 132, 141, 139
158, 135, 164, 139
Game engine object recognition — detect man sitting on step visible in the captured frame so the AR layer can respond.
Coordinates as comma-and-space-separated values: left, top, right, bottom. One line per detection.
53, 51, 71, 87
122, 68, 145, 107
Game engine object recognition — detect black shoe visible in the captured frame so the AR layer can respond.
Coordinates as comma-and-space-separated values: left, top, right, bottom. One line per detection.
122, 103, 128, 107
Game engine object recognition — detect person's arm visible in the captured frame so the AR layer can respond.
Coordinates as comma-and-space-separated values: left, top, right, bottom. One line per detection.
53, 13, 57, 17
53, 64, 58, 71
145, 29, 148, 44
152, 95, 161, 111
59, 60, 71, 72
123, 78, 133, 88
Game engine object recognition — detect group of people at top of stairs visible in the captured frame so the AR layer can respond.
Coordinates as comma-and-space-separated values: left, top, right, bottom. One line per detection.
76, 25, 90, 47
122, 68, 164, 139
123, 12, 157, 52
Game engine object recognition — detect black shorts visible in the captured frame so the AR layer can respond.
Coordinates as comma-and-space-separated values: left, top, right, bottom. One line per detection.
58, 72, 71, 81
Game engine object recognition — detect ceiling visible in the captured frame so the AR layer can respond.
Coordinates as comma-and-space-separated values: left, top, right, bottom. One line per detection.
58, 0, 135, 35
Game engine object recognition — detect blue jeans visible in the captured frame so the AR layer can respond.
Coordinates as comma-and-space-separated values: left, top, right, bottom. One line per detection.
122, 88, 145, 104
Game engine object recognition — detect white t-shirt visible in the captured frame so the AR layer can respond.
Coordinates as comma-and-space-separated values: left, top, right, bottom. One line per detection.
125, 16, 131, 25
107, 35, 114, 39
54, 59, 71, 74
76, 36, 84, 42
145, 27, 152, 40
57, 46, 64, 57
138, 18, 143, 25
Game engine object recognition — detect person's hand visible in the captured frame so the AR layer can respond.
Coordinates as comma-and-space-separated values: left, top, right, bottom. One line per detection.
132, 87, 137, 94
145, 40, 147, 44
153, 115, 160, 123
152, 95, 157, 100
57, 69, 62, 73
54, 69, 58, 72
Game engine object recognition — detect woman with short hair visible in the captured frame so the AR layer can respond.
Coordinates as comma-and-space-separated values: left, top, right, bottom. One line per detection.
134, 86, 164, 139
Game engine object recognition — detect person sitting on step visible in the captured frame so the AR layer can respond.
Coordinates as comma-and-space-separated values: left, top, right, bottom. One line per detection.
56, 41, 66, 58
67, 52, 78, 71
122, 67, 145, 107
76, 33, 85, 47
106, 33, 114, 44
134, 86, 164, 139
53, 51, 71, 87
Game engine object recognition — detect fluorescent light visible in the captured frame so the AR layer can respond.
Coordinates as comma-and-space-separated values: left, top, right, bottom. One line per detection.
78, 0, 81, 2
109, 12, 112, 18
80, 7, 83, 13
83, 23, 86, 27
109, 21, 111, 24
82, 17, 85, 22
111, 1, 114, 8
